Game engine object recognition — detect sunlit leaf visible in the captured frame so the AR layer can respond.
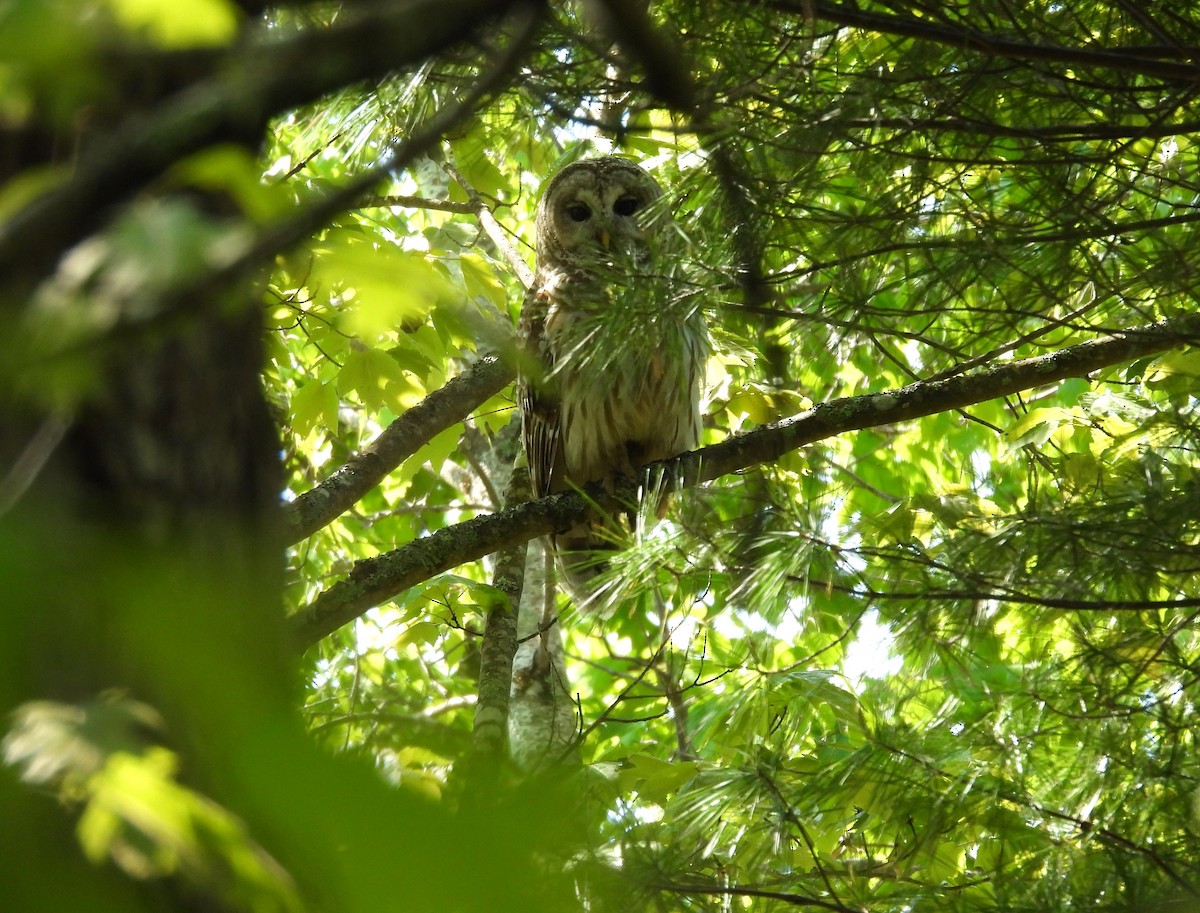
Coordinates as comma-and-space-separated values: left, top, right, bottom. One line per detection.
290, 379, 338, 437
104, 0, 238, 47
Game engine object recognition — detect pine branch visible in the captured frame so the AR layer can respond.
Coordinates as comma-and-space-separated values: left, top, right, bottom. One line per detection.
287, 312, 1200, 649
875, 737, 1200, 899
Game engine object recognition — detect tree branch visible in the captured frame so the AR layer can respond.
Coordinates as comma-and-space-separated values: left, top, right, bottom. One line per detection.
837, 115, 1200, 143
443, 159, 535, 290
285, 355, 513, 544
365, 194, 477, 214
470, 464, 532, 761
285, 155, 537, 544
0, 0, 534, 295
784, 0, 1200, 82
287, 312, 1200, 649
782, 208, 1200, 281
804, 579, 1200, 612
285, 147, 542, 546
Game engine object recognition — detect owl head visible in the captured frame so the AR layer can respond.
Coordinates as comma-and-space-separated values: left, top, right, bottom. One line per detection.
534, 156, 664, 266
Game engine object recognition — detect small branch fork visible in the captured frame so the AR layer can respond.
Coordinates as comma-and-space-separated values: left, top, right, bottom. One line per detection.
443, 159, 536, 290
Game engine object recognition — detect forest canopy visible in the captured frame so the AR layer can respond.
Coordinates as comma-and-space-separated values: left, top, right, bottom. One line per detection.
4, 1, 1200, 911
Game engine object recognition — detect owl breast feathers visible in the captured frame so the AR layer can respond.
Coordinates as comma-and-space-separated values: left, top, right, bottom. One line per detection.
517, 156, 707, 595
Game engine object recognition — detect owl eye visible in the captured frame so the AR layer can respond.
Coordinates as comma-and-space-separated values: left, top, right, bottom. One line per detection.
613, 197, 640, 217
566, 204, 591, 222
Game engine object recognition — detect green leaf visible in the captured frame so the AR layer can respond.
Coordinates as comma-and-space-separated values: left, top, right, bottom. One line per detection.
337, 346, 422, 412
169, 145, 290, 223
617, 754, 699, 804
308, 234, 453, 345
450, 135, 509, 198
460, 253, 507, 310
394, 621, 440, 650
103, 0, 239, 47
290, 380, 338, 437
393, 423, 461, 486
1004, 406, 1073, 450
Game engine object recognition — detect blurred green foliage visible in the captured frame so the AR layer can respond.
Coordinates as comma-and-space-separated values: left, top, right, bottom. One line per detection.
5, 1, 1200, 911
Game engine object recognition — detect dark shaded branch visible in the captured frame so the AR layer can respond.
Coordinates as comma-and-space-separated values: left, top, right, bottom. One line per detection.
785, 0, 1200, 82
805, 579, 1200, 612
287, 312, 1200, 649
228, 7, 541, 296
4, 36, 531, 408
589, 0, 696, 110
839, 115, 1200, 142
785, 209, 1200, 281
595, 0, 772, 316
0, 0, 534, 294
285, 355, 513, 544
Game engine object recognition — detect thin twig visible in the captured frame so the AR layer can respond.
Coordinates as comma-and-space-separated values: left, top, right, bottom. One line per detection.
365, 194, 476, 214
443, 159, 535, 289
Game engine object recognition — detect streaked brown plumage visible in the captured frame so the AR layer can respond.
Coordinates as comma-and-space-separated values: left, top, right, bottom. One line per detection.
518, 156, 706, 596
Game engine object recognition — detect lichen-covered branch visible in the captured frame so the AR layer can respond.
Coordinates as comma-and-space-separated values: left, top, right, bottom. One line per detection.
470, 464, 532, 760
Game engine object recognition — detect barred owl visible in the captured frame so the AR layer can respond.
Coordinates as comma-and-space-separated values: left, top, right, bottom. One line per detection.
518, 156, 707, 596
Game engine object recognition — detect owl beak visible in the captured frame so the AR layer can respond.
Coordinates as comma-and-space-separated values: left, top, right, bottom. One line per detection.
597, 228, 611, 250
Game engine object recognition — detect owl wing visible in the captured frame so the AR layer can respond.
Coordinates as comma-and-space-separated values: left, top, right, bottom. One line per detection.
517, 283, 560, 501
